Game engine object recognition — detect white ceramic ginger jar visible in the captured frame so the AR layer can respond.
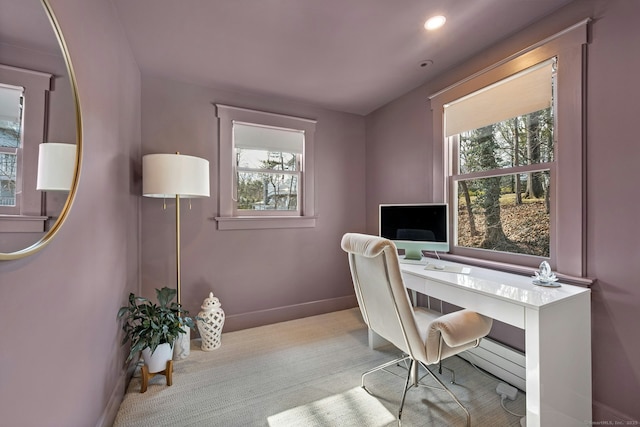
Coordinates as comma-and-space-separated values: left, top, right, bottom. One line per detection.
197, 292, 225, 351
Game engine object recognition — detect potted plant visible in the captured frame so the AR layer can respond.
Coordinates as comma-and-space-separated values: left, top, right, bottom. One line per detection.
117, 287, 196, 372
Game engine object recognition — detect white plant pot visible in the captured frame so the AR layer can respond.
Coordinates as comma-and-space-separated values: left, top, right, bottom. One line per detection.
173, 325, 190, 360
141, 342, 173, 374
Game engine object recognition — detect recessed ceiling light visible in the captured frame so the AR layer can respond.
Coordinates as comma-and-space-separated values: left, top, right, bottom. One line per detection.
419, 59, 434, 68
424, 15, 446, 31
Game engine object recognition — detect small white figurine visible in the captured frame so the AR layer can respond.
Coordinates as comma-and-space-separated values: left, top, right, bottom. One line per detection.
197, 292, 225, 351
533, 260, 559, 286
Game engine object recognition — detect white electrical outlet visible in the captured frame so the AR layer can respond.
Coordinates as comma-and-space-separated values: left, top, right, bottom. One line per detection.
496, 382, 518, 400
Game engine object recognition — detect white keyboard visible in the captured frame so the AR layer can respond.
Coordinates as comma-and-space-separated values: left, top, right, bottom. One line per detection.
424, 263, 471, 274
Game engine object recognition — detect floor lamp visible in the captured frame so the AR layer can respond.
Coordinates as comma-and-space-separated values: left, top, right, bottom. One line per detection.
142, 152, 210, 359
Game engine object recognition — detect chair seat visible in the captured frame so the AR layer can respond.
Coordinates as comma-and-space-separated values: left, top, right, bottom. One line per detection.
413, 306, 442, 323
414, 306, 492, 365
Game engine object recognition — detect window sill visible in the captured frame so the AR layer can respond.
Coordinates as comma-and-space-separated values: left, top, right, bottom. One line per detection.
0, 215, 48, 233
215, 216, 317, 230
431, 253, 595, 288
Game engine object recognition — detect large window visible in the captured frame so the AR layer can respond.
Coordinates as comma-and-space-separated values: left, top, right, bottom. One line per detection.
215, 104, 317, 230
448, 59, 555, 258
430, 20, 589, 278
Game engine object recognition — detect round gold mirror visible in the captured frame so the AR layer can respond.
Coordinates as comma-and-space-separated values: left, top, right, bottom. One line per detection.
0, 0, 82, 260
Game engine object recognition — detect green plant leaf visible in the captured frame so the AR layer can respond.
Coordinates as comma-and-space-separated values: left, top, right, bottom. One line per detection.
117, 287, 192, 363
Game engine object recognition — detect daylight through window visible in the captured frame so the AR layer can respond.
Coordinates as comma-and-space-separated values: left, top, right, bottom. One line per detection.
446, 58, 556, 258
215, 104, 317, 230
430, 20, 588, 276
234, 123, 303, 213
0, 84, 23, 210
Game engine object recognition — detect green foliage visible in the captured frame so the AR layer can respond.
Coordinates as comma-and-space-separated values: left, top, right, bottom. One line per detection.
117, 287, 197, 363
459, 108, 554, 175
456, 109, 554, 252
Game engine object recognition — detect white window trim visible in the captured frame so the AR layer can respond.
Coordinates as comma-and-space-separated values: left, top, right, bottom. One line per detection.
215, 104, 317, 230
429, 19, 590, 278
0, 64, 51, 232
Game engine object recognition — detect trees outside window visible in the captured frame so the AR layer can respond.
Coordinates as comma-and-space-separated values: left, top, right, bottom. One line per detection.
454, 106, 553, 258
430, 20, 589, 277
236, 148, 299, 211
0, 65, 51, 223
215, 104, 316, 230
446, 59, 555, 260
0, 84, 23, 210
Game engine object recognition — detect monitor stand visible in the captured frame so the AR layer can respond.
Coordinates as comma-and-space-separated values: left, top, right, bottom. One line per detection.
403, 248, 423, 261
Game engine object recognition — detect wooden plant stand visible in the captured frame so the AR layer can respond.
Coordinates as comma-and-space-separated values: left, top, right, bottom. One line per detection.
140, 360, 173, 393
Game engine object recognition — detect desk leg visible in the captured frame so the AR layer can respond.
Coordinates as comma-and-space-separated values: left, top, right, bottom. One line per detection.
409, 289, 417, 307
525, 292, 592, 427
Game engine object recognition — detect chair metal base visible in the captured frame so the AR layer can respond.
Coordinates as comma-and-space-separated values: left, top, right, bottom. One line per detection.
439, 361, 456, 384
362, 356, 471, 427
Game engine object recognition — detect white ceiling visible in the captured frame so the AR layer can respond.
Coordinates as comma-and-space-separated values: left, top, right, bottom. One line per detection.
1, 0, 575, 115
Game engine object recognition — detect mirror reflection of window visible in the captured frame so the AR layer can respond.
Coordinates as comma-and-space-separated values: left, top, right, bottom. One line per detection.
0, 83, 23, 211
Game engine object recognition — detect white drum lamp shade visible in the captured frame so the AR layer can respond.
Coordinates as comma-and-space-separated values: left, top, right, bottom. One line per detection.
143, 153, 210, 198
36, 143, 76, 191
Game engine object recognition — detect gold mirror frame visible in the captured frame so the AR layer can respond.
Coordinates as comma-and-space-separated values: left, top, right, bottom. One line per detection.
0, 0, 82, 260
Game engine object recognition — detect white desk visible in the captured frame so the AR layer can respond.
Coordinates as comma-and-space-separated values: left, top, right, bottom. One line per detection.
398, 259, 591, 427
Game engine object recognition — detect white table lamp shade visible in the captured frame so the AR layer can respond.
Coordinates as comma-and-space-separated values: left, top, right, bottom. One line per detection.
143, 153, 210, 198
36, 143, 76, 191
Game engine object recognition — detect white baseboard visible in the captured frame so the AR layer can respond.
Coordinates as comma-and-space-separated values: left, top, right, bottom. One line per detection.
458, 337, 526, 391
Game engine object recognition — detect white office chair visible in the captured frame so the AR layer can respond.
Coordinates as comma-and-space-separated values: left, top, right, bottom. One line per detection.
341, 233, 493, 426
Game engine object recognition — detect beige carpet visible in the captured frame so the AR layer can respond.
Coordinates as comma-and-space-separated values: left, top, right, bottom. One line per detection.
113, 308, 526, 426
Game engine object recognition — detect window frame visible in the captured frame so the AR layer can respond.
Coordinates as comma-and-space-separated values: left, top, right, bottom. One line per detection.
0, 83, 24, 214
215, 104, 317, 230
234, 122, 303, 216
0, 64, 51, 231
449, 74, 556, 260
429, 20, 589, 279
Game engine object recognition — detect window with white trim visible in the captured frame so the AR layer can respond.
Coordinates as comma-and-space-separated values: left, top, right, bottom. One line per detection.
215, 104, 317, 230
447, 58, 556, 259
0, 83, 24, 213
430, 20, 589, 277
0, 64, 51, 232
234, 122, 303, 215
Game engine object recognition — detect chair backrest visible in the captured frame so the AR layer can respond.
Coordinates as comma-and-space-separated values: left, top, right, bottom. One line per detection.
341, 233, 426, 362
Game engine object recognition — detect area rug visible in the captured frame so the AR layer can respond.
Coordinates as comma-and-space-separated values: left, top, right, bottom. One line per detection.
267, 387, 396, 427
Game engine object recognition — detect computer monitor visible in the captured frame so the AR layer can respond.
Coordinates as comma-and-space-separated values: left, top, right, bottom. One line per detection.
379, 203, 449, 260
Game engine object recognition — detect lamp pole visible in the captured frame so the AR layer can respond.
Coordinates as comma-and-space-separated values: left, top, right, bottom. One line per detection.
174, 152, 182, 307
175, 192, 182, 307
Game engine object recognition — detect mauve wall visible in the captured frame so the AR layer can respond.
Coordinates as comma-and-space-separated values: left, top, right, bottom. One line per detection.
0, 0, 141, 426
365, 0, 639, 422
140, 75, 365, 331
